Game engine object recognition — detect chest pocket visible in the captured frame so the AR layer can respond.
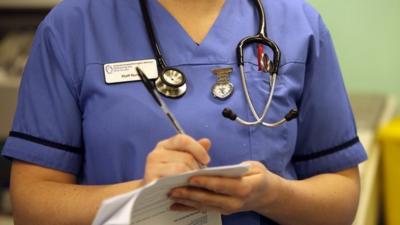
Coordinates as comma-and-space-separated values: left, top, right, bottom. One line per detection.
242, 63, 299, 174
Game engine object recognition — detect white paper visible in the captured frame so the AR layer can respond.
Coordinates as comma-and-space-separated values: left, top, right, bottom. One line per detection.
93, 163, 249, 225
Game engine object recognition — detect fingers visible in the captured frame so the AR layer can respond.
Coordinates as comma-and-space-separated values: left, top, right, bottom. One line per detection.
143, 135, 212, 184
170, 187, 245, 215
170, 199, 201, 211
169, 174, 264, 215
241, 161, 269, 176
197, 138, 211, 152
188, 176, 252, 198
170, 202, 221, 214
168, 161, 270, 214
147, 150, 200, 171
145, 163, 195, 180
170, 203, 196, 212
144, 152, 200, 183
159, 134, 210, 165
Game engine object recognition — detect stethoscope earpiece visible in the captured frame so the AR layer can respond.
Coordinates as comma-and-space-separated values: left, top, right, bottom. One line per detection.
223, 107, 299, 127
222, 108, 237, 121
284, 109, 299, 121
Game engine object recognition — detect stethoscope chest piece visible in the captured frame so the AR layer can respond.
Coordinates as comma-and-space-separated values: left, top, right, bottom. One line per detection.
155, 68, 187, 98
212, 67, 234, 100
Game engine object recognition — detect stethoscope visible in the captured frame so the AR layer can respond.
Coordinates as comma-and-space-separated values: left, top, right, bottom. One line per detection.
139, 0, 298, 127
140, 0, 187, 98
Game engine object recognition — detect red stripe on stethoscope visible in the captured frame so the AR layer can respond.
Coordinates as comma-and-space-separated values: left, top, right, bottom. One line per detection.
257, 44, 264, 71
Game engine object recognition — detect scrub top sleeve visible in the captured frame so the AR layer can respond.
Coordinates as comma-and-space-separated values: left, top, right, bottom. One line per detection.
292, 20, 367, 179
1, 21, 83, 175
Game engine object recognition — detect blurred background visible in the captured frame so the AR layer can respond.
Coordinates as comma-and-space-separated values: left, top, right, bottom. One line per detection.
308, 1, 400, 224
0, 0, 399, 225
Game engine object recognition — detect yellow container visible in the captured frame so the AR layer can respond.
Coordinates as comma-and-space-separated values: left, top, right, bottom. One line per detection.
379, 117, 400, 225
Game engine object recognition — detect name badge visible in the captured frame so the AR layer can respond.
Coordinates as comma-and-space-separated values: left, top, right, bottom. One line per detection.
104, 59, 158, 84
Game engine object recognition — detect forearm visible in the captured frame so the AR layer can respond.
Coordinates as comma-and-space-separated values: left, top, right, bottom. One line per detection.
12, 179, 142, 225
11, 135, 211, 225
257, 168, 360, 225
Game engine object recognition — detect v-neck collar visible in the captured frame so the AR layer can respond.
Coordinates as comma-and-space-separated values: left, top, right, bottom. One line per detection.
157, 0, 227, 46
146, 0, 259, 66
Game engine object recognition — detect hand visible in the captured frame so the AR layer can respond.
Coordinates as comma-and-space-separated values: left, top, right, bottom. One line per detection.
169, 161, 281, 215
142, 134, 211, 185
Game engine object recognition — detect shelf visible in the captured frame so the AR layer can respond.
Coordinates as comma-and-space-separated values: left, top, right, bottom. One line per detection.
0, 0, 60, 9
0, 77, 20, 89
0, 77, 19, 139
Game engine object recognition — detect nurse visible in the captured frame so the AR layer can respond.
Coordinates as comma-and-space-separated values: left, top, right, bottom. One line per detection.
2, 0, 367, 225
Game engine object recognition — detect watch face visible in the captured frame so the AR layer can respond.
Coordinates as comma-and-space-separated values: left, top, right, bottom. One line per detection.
212, 83, 234, 100
163, 69, 185, 87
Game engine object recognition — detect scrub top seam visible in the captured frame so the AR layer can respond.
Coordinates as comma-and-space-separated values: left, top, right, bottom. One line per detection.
42, 19, 81, 100
42, 19, 79, 105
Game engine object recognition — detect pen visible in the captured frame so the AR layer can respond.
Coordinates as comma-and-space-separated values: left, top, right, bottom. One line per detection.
136, 67, 186, 135
137, 67, 208, 169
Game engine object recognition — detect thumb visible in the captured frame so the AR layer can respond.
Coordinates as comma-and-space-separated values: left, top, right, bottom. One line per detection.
198, 138, 212, 152
242, 160, 269, 175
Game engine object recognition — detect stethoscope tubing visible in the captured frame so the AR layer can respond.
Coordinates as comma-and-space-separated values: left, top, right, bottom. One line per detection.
254, 0, 267, 36
139, 0, 297, 127
139, 0, 167, 69
231, 0, 285, 127
237, 35, 281, 74
237, 66, 284, 127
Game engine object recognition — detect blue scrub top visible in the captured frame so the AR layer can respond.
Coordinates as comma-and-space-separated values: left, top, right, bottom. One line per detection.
2, 0, 367, 224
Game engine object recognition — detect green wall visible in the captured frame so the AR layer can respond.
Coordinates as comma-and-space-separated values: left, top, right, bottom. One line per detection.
308, 0, 400, 105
